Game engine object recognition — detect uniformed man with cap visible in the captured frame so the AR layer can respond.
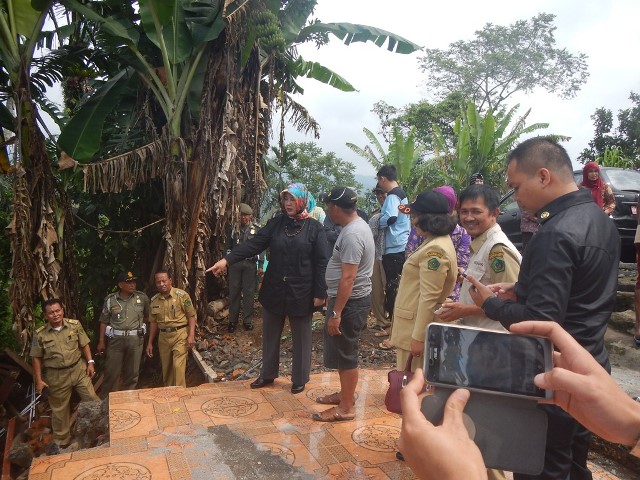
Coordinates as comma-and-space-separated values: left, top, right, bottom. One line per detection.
146, 270, 197, 387
97, 271, 150, 398
226, 203, 263, 332
30, 299, 100, 448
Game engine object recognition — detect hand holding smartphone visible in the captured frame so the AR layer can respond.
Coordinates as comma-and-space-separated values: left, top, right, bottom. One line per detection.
424, 323, 553, 400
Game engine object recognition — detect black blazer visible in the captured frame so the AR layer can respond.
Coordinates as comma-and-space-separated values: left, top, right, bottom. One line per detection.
226, 215, 329, 316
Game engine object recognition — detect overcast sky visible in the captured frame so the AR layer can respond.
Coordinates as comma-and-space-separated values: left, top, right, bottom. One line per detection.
283, 0, 640, 175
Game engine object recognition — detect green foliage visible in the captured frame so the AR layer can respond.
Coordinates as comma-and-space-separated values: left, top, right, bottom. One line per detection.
346, 125, 423, 197
598, 146, 634, 169
372, 93, 464, 152
0, 177, 15, 350
261, 142, 363, 216
422, 100, 556, 193
579, 92, 640, 166
418, 13, 589, 112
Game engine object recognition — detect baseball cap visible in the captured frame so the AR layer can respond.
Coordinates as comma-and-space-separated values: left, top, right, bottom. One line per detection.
116, 271, 137, 283
398, 191, 449, 215
239, 203, 253, 215
321, 186, 358, 209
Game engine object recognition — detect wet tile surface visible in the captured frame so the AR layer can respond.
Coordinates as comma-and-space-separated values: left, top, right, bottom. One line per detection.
29, 369, 620, 480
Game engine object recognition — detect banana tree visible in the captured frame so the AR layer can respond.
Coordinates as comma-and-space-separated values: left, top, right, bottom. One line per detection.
429, 100, 556, 191
347, 124, 423, 195
55, 0, 420, 316
0, 0, 79, 352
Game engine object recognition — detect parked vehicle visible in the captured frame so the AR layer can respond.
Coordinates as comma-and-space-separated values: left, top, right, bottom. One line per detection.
497, 167, 640, 262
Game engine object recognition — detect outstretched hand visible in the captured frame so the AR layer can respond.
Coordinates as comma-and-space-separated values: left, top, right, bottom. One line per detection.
206, 259, 228, 277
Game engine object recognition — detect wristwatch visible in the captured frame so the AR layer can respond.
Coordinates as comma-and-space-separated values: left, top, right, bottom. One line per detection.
87, 359, 95, 364
331, 311, 341, 318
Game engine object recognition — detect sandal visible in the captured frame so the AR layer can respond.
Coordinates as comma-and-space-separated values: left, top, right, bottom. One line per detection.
374, 329, 390, 337
312, 406, 355, 423
316, 392, 357, 405
316, 392, 341, 405
378, 339, 394, 350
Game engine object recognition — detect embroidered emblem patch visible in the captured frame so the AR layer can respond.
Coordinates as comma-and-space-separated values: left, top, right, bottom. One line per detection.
184, 299, 192, 307
488, 251, 504, 260
427, 258, 441, 271
426, 251, 443, 258
490, 257, 505, 273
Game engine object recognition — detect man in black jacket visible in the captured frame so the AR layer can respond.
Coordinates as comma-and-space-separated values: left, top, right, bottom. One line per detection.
470, 137, 620, 480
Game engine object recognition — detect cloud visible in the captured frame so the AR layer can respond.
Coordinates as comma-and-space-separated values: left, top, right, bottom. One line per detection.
285, 0, 640, 175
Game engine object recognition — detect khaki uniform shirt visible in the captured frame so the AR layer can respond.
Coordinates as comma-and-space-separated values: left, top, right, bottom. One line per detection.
150, 287, 196, 328
468, 233, 521, 286
391, 235, 457, 350
99, 291, 150, 330
30, 319, 90, 369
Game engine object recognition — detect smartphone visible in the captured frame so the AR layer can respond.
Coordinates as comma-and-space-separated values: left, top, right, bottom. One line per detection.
425, 323, 553, 400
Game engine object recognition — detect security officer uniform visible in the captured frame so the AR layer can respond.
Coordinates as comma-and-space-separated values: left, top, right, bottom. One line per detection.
30, 319, 99, 446
227, 203, 262, 331
99, 274, 150, 397
149, 287, 196, 387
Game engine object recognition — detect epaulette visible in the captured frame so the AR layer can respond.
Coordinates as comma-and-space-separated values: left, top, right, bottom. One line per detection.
175, 289, 186, 297
35, 325, 45, 333
151, 293, 159, 301
66, 318, 80, 325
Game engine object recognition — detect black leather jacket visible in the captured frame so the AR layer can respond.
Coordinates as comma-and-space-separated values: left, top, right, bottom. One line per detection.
483, 189, 620, 369
225, 215, 329, 316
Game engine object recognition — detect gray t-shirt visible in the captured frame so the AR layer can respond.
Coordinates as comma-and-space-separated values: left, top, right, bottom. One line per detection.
325, 217, 375, 298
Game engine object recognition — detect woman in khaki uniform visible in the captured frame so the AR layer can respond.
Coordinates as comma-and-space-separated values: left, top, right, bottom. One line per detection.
390, 190, 458, 373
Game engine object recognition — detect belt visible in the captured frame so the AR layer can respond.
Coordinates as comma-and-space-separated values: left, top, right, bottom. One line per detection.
111, 328, 144, 336
159, 324, 187, 333
46, 358, 81, 370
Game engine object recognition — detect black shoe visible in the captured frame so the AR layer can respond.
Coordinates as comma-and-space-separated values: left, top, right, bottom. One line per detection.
243, 323, 254, 331
250, 378, 274, 389
396, 451, 405, 461
291, 384, 305, 394
228, 323, 237, 333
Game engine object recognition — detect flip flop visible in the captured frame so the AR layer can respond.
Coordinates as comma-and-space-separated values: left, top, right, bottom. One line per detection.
316, 392, 341, 405
374, 330, 389, 337
312, 406, 355, 423
378, 339, 394, 350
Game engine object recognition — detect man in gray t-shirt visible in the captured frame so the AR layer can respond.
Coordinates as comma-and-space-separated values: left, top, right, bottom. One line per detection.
312, 187, 375, 423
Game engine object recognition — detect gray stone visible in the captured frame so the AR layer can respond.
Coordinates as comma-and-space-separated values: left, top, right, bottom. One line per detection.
8, 438, 33, 468
73, 399, 109, 448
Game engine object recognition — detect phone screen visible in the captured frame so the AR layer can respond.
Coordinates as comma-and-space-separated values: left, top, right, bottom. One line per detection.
425, 323, 552, 399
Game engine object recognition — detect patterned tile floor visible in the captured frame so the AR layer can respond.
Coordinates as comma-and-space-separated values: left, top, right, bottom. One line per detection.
29, 369, 620, 480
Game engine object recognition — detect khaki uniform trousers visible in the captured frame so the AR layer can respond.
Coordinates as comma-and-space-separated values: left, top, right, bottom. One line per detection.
44, 361, 99, 445
158, 328, 188, 387
102, 335, 145, 397
370, 258, 388, 328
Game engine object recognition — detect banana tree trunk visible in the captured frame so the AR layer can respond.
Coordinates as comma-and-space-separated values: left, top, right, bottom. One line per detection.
9, 91, 78, 353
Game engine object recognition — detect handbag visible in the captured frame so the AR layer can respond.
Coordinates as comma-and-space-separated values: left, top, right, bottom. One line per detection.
384, 354, 425, 414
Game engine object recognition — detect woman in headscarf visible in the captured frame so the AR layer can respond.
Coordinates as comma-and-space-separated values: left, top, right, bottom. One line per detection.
581, 162, 616, 215
404, 186, 470, 300
208, 183, 329, 394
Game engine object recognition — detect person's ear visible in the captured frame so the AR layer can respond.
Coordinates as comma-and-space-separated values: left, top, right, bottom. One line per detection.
538, 168, 552, 187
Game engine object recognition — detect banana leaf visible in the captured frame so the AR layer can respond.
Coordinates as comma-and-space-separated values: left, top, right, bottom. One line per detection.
139, 0, 192, 64
292, 57, 356, 92
57, 69, 131, 162
297, 22, 421, 54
